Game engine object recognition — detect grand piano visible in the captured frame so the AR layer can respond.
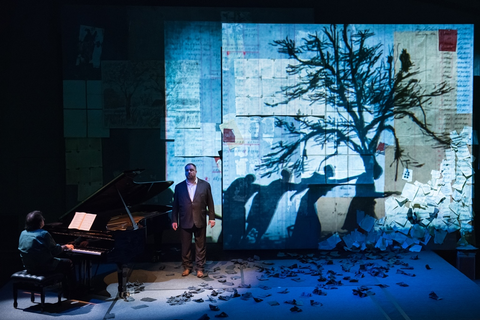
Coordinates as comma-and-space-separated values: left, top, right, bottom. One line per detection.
44, 169, 173, 298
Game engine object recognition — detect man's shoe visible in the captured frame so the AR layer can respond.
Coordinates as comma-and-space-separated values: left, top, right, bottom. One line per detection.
197, 270, 204, 278
182, 269, 191, 277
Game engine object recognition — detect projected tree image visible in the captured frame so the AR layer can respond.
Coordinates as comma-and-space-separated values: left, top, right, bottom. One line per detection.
102, 60, 164, 128
165, 22, 473, 250
257, 24, 453, 182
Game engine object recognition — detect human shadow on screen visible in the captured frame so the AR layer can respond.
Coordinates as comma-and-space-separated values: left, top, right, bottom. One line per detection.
241, 169, 297, 246
287, 165, 360, 248
222, 174, 260, 248
341, 172, 399, 233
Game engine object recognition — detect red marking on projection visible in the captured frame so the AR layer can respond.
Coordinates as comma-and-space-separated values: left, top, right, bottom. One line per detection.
439, 29, 457, 52
243, 51, 246, 55
223, 128, 235, 142
227, 51, 230, 55
377, 142, 385, 152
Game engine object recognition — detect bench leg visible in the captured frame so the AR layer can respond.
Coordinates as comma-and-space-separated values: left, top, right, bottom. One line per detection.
11, 280, 64, 310
12, 284, 18, 308
40, 287, 45, 311
57, 288, 62, 304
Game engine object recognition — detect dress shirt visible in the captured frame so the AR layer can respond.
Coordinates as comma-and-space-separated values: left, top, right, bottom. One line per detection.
186, 177, 198, 202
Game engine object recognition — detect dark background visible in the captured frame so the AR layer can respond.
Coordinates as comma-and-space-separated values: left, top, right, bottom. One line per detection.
1, 0, 479, 283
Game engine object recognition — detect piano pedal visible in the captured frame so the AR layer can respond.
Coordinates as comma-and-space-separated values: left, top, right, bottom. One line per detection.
119, 291, 131, 301
123, 293, 134, 302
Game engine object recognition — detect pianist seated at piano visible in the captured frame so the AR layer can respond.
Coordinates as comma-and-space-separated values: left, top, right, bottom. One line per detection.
18, 210, 77, 295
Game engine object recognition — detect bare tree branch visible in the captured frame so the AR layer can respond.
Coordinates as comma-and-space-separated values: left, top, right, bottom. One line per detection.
257, 24, 453, 180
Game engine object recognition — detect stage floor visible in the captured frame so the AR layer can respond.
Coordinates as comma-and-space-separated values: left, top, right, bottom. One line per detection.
1, 249, 480, 320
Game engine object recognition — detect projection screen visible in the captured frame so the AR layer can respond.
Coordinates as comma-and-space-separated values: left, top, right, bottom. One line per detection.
165, 23, 474, 250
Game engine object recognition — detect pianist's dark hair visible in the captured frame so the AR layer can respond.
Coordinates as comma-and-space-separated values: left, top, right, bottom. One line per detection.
25, 210, 45, 231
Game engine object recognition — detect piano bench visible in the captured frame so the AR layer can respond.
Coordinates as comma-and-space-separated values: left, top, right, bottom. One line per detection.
11, 270, 64, 311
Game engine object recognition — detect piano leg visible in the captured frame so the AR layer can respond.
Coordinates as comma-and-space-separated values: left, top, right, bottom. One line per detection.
72, 256, 92, 290
117, 263, 129, 300
77, 259, 92, 288
84, 260, 92, 289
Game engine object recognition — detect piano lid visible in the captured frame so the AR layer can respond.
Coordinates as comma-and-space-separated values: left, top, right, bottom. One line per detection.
60, 169, 173, 221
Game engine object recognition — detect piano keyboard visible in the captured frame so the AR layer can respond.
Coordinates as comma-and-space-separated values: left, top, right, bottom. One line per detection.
71, 248, 103, 256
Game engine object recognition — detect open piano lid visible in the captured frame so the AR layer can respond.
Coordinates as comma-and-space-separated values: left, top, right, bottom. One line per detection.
60, 169, 173, 230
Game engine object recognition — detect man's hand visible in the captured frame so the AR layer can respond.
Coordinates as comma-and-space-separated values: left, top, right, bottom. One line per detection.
208, 220, 215, 228
78, 240, 89, 248
62, 244, 74, 251
172, 222, 178, 231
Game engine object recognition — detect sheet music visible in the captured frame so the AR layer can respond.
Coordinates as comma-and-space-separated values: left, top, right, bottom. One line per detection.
68, 212, 96, 231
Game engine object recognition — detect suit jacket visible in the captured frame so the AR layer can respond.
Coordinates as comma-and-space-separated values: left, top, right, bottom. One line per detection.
172, 178, 215, 229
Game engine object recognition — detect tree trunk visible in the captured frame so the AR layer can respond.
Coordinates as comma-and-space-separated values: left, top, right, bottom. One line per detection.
360, 154, 383, 182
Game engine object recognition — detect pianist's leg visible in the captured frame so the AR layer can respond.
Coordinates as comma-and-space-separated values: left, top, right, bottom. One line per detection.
54, 258, 76, 297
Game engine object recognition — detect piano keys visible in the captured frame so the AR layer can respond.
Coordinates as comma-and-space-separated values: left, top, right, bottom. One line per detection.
44, 169, 173, 299
71, 248, 103, 256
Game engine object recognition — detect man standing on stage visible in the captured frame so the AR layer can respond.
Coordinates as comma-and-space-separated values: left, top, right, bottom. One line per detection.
171, 163, 216, 278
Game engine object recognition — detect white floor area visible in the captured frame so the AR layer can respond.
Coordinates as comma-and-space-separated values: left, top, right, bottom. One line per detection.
1, 250, 480, 320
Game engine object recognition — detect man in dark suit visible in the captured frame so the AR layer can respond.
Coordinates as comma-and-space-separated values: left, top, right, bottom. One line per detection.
171, 163, 216, 278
